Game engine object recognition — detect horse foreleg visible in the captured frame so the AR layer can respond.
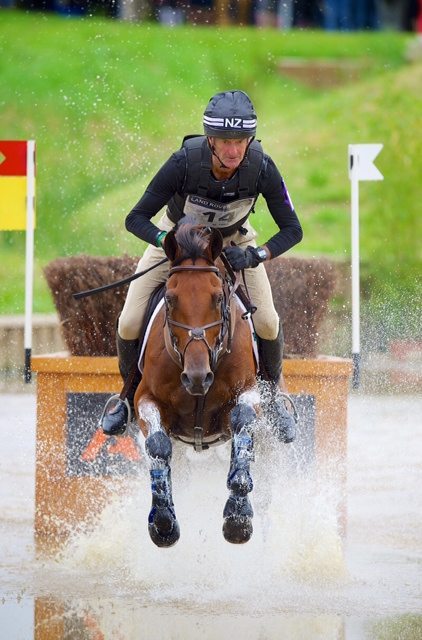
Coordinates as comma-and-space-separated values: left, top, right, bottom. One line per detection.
138, 401, 180, 548
223, 394, 257, 544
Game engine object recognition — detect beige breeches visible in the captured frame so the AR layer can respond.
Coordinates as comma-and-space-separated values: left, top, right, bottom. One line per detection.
118, 213, 280, 341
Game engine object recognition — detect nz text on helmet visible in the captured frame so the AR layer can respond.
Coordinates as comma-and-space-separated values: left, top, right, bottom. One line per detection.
203, 116, 257, 131
203, 90, 257, 138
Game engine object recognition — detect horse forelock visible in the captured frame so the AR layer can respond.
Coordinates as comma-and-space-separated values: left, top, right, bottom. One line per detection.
174, 217, 211, 262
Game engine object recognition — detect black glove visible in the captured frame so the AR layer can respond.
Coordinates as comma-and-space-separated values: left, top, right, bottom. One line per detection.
224, 245, 263, 271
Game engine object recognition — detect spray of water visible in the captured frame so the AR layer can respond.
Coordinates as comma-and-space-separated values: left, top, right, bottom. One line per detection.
36, 423, 346, 607
5, 394, 421, 638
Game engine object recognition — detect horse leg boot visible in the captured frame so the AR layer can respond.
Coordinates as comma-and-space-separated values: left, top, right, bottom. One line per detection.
223, 401, 256, 544
145, 430, 180, 548
258, 325, 298, 444
102, 334, 141, 436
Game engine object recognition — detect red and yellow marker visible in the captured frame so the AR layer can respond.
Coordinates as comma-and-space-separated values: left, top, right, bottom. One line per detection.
1, 140, 36, 382
0, 140, 36, 230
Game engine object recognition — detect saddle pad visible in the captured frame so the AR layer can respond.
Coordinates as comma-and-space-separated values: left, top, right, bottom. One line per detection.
138, 297, 165, 374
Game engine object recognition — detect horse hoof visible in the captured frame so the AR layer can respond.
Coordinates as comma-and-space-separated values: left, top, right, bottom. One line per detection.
149, 521, 180, 548
223, 515, 253, 544
148, 507, 180, 548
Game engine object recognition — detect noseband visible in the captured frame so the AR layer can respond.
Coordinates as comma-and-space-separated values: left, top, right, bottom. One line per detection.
164, 264, 231, 372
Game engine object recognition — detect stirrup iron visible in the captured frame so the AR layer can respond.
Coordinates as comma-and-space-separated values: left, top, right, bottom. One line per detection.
98, 393, 133, 430
279, 392, 299, 425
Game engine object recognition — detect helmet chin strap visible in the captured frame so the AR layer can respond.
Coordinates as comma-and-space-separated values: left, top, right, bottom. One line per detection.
207, 136, 254, 171
210, 144, 229, 169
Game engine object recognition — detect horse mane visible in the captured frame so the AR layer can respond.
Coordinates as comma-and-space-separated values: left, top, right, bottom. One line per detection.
174, 216, 211, 261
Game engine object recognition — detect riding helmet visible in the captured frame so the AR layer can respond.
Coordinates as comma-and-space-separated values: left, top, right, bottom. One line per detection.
203, 90, 257, 139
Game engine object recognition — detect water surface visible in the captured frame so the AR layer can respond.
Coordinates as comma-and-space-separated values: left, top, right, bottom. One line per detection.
0, 393, 420, 639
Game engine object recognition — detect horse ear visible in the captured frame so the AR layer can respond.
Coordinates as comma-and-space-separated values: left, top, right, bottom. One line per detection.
208, 228, 223, 262
163, 228, 178, 261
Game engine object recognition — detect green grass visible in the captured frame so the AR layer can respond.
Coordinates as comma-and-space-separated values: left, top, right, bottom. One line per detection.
0, 9, 420, 336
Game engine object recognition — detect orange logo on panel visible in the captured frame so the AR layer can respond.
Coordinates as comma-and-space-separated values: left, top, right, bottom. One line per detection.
81, 428, 141, 463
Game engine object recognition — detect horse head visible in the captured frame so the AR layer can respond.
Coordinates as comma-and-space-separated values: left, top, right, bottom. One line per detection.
163, 219, 227, 396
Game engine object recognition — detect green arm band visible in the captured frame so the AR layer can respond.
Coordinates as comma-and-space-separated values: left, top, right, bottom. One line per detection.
156, 231, 167, 248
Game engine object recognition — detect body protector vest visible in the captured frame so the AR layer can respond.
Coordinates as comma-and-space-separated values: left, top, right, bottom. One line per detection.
167, 136, 266, 237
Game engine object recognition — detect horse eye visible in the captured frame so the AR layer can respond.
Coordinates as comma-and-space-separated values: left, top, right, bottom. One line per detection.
213, 292, 224, 306
165, 294, 175, 307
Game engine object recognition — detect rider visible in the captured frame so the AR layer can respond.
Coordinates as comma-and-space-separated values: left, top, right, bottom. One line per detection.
102, 90, 303, 440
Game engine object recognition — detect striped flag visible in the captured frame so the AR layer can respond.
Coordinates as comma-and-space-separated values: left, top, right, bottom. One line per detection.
0, 140, 36, 382
0, 140, 36, 230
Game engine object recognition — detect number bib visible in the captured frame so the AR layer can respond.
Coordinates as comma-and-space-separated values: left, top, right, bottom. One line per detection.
183, 195, 255, 229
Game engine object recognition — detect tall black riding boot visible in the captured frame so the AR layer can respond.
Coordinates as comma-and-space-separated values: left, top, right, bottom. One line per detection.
101, 334, 141, 436
258, 325, 298, 444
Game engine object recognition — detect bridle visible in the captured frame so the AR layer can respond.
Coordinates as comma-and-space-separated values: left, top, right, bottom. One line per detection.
163, 257, 244, 452
164, 263, 233, 372
164, 260, 238, 452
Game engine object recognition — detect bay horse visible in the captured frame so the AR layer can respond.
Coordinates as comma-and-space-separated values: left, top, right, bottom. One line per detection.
134, 219, 259, 547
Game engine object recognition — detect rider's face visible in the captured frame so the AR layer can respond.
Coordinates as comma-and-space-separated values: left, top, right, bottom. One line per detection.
209, 137, 250, 171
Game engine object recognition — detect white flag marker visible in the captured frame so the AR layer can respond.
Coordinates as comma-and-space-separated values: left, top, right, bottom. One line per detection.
24, 140, 36, 383
348, 144, 384, 388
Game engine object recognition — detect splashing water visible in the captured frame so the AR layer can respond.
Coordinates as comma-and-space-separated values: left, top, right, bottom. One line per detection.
2, 393, 421, 639
45, 426, 347, 609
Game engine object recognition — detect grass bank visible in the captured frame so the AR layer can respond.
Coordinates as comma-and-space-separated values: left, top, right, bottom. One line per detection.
0, 10, 420, 341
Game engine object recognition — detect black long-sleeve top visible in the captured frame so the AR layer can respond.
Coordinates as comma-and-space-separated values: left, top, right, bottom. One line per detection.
126, 147, 303, 258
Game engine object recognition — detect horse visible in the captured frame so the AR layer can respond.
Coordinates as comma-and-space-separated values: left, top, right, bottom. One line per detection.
134, 219, 260, 547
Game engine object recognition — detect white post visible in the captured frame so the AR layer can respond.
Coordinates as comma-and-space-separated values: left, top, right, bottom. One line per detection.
348, 143, 383, 389
350, 161, 361, 388
24, 140, 35, 383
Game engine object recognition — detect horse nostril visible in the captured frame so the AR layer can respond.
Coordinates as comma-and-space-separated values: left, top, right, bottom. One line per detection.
204, 372, 214, 388
180, 371, 214, 393
180, 372, 190, 388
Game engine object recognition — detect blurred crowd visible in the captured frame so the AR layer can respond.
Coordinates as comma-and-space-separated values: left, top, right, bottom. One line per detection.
3, 0, 422, 31
153, 0, 421, 30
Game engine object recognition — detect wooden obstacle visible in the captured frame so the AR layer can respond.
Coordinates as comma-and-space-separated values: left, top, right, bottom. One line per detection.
32, 353, 352, 547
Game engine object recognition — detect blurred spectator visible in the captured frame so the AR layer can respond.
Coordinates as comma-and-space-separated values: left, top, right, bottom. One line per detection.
293, 0, 323, 27
154, 0, 185, 24
186, 0, 214, 23
15, 0, 55, 8
376, 0, 406, 29
254, 0, 278, 25
403, 0, 420, 28
323, 0, 352, 29
232, 0, 253, 25
352, 0, 379, 28
15, 0, 119, 14
119, 0, 149, 20
278, 0, 294, 27
418, 0, 422, 30
54, 0, 88, 15
10, 0, 421, 29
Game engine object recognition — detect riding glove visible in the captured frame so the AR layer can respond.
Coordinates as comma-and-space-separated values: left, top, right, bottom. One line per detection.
224, 245, 264, 271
